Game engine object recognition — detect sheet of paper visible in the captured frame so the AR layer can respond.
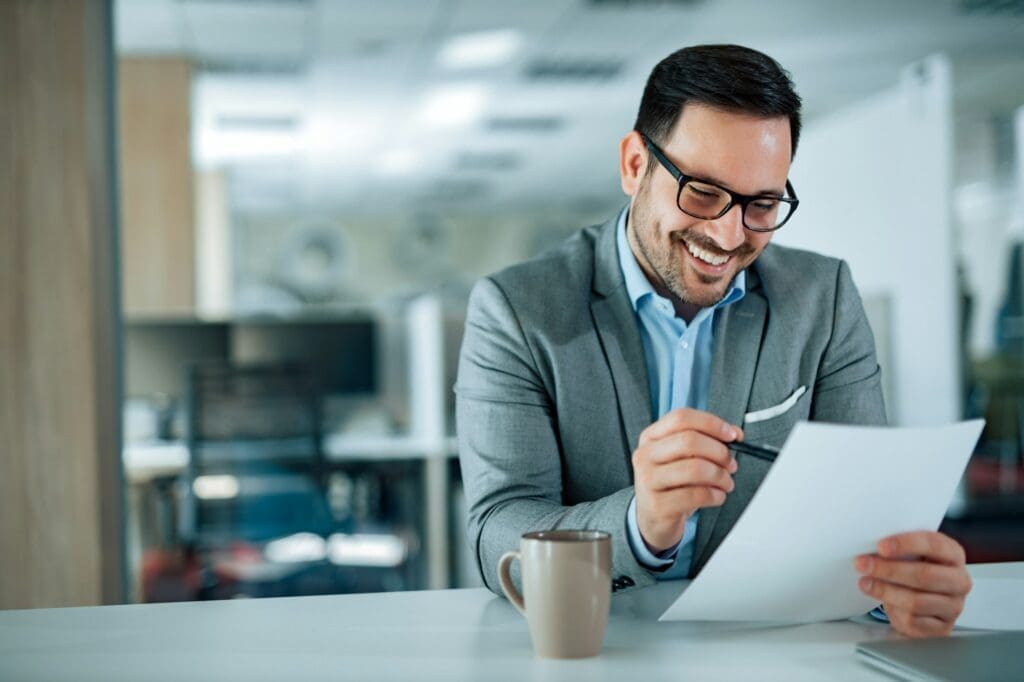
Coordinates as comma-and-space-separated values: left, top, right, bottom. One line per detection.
958, 562, 1024, 631
659, 419, 985, 623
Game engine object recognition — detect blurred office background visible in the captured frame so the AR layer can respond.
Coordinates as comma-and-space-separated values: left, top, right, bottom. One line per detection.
2, 0, 1023, 609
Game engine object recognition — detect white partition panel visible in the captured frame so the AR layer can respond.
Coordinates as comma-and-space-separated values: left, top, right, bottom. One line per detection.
777, 54, 958, 426
407, 294, 450, 589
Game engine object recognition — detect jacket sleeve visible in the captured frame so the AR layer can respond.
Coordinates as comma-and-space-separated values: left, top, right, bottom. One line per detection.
455, 276, 657, 596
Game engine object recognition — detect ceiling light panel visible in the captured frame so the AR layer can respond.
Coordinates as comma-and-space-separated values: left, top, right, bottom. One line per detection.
437, 30, 523, 69
193, 74, 306, 167
419, 85, 488, 128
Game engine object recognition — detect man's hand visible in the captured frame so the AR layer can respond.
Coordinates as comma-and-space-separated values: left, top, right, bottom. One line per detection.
855, 531, 972, 638
632, 408, 742, 554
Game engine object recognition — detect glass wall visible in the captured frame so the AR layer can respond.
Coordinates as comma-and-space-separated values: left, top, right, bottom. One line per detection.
115, 0, 1024, 601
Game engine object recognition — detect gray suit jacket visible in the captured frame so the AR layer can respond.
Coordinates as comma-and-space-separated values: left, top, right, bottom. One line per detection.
455, 213, 887, 596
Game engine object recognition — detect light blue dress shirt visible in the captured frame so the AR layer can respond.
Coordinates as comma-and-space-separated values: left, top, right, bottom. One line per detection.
618, 207, 746, 579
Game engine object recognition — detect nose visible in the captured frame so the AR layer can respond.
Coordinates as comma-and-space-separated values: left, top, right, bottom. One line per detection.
704, 204, 746, 252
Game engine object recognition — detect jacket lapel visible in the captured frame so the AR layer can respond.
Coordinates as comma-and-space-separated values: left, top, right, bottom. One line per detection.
691, 273, 768, 572
589, 210, 769, 563
590, 212, 652, 459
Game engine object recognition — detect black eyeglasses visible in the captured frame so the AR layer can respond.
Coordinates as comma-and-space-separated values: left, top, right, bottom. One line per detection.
640, 133, 799, 232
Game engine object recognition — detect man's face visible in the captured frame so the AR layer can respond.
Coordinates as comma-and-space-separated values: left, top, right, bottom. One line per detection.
624, 104, 792, 311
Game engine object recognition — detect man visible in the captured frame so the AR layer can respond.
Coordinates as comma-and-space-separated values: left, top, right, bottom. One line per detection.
456, 44, 971, 638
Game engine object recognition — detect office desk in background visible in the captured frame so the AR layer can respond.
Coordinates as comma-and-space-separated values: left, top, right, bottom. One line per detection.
0, 581, 953, 682
122, 435, 460, 482
122, 435, 460, 592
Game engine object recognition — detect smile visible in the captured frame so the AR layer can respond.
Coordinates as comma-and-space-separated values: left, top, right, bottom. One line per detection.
684, 239, 730, 266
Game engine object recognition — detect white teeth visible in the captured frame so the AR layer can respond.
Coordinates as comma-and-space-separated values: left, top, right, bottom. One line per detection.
686, 241, 728, 266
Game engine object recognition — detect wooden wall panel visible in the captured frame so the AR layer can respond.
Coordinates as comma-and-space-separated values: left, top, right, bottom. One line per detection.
0, 0, 124, 609
118, 57, 194, 317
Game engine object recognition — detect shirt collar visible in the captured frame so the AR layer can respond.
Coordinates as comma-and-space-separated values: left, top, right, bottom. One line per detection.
616, 206, 747, 315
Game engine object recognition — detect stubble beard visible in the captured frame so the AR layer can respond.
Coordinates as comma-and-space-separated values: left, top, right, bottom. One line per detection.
630, 184, 750, 309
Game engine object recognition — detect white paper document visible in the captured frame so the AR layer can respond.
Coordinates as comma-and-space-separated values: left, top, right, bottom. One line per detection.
659, 419, 985, 623
958, 562, 1024, 631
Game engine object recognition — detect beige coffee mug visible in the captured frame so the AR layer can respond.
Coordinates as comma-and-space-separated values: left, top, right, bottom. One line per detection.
497, 530, 611, 659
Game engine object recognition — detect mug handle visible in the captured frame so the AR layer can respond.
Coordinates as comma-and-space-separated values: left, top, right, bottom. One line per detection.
497, 550, 526, 615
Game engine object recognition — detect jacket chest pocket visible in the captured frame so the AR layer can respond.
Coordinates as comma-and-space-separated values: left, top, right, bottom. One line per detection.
741, 384, 812, 449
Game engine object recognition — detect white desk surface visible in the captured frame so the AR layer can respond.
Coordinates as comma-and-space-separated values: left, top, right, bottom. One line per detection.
0, 581, 914, 681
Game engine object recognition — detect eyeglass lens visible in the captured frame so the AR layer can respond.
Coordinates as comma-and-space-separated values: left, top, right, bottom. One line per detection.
678, 180, 793, 231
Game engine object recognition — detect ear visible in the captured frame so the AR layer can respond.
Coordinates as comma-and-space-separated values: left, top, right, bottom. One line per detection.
619, 131, 648, 198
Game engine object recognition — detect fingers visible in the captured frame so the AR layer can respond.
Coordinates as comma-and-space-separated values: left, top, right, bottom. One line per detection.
876, 531, 966, 566
640, 408, 743, 446
639, 456, 736, 494
859, 577, 964, 620
632, 409, 742, 553
854, 556, 972, 596
885, 610, 953, 639
645, 430, 737, 470
633, 429, 737, 496
855, 534, 971, 638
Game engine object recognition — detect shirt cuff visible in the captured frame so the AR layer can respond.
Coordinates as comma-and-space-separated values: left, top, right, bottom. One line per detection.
868, 605, 890, 623
626, 495, 682, 568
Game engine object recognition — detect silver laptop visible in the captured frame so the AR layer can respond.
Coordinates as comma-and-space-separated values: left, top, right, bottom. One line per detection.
856, 632, 1024, 681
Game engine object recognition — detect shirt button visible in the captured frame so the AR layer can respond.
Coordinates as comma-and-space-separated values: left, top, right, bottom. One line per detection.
680, 340, 689, 349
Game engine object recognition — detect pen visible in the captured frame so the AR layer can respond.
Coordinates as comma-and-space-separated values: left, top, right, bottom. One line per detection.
728, 441, 780, 463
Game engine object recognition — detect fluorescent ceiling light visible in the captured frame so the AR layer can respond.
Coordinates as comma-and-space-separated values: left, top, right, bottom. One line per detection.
437, 30, 522, 69
195, 127, 305, 167
419, 85, 487, 128
192, 74, 307, 167
377, 148, 419, 176
304, 107, 383, 159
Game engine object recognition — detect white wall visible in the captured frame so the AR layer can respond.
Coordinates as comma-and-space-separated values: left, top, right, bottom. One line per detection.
777, 55, 959, 426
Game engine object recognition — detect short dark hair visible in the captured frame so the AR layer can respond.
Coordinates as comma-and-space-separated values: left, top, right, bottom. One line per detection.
634, 44, 802, 158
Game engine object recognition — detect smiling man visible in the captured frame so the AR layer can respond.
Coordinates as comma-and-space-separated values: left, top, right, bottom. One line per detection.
456, 44, 972, 638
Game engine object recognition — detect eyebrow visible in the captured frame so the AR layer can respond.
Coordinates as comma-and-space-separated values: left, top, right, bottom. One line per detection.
682, 167, 786, 197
